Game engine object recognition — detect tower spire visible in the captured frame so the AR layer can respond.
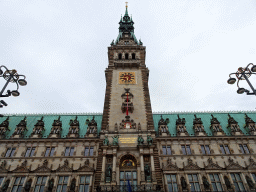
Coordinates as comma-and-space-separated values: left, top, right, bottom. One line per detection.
125, 2, 129, 16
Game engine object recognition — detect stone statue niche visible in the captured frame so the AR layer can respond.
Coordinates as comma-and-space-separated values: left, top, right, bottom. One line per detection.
12, 116, 27, 139
0, 117, 10, 139
86, 116, 97, 137
31, 116, 45, 138
227, 114, 242, 136
158, 115, 169, 136
210, 114, 224, 136
176, 115, 188, 136
244, 113, 256, 135
105, 155, 113, 183
121, 88, 134, 113
49, 116, 62, 138
144, 164, 151, 182
67, 116, 80, 138
193, 115, 206, 136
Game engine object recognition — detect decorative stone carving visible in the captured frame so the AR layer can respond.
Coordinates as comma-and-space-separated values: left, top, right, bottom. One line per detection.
119, 115, 136, 129
12, 116, 27, 138
202, 176, 210, 191
147, 135, 153, 146
176, 115, 188, 136
244, 113, 256, 135
193, 115, 206, 136
121, 88, 134, 113
204, 158, 223, 170
225, 157, 245, 170
31, 116, 45, 138
228, 114, 242, 135
103, 136, 109, 146
158, 115, 169, 136
112, 135, 120, 146
210, 114, 224, 136
86, 116, 97, 137
0, 117, 10, 138
1, 179, 10, 192
137, 135, 144, 145
67, 116, 79, 138
11, 160, 31, 173
55, 159, 73, 172
183, 158, 202, 170
224, 176, 232, 190
49, 116, 62, 138
162, 158, 179, 171
70, 179, 76, 192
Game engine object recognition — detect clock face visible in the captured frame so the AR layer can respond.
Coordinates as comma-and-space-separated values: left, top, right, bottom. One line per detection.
119, 72, 136, 84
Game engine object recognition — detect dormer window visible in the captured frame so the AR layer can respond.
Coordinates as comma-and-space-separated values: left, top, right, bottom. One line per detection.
118, 53, 122, 60
132, 53, 135, 59
125, 53, 129, 59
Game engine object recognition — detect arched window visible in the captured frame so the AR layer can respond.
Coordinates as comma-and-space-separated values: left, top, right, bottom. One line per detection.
118, 53, 122, 60
125, 53, 129, 60
132, 53, 136, 59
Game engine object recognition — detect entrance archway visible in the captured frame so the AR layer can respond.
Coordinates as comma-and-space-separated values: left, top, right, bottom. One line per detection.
119, 154, 138, 186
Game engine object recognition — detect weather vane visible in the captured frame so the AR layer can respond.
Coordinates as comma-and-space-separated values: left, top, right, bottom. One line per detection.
125, 2, 128, 8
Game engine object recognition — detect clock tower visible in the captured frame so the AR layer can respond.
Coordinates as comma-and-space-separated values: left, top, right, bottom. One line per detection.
97, 4, 162, 190
101, 6, 154, 132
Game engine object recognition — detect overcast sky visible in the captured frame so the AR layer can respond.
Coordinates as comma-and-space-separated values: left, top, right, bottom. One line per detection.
1, 0, 256, 115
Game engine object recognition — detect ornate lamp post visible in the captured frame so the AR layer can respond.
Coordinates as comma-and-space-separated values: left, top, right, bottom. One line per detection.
227, 63, 256, 95
0, 65, 27, 107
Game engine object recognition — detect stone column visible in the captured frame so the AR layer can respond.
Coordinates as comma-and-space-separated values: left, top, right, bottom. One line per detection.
219, 173, 226, 191
112, 154, 117, 184
7, 177, 15, 192
43, 176, 50, 192
227, 173, 236, 191
140, 154, 145, 182
240, 173, 250, 191
22, 176, 28, 192
101, 154, 106, 183
30, 177, 37, 192
150, 150, 156, 183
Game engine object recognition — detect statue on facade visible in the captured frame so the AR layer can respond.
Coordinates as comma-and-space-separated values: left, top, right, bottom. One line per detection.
224, 176, 231, 189
147, 135, 153, 146
1, 179, 10, 192
70, 179, 76, 192
137, 135, 144, 145
103, 136, 109, 146
112, 135, 120, 146
246, 175, 255, 189
48, 179, 54, 192
106, 165, 112, 181
144, 164, 151, 180
24, 179, 32, 192
202, 176, 210, 190
181, 176, 187, 190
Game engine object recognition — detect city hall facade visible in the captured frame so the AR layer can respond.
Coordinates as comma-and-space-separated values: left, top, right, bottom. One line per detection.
0, 6, 256, 192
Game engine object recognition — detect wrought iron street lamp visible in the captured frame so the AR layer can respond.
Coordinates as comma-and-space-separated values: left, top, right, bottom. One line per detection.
0, 65, 27, 107
227, 63, 256, 96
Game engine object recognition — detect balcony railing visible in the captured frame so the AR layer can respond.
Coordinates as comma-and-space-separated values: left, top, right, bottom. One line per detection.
96, 184, 163, 192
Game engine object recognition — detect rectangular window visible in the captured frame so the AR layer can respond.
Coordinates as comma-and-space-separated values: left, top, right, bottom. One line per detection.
188, 174, 200, 192
166, 174, 178, 192
65, 147, 74, 156
25, 147, 36, 157
230, 173, 245, 192
209, 174, 223, 192
84, 147, 94, 156
0, 177, 4, 186
162, 146, 167, 155
45, 147, 55, 157
79, 176, 91, 192
167, 146, 172, 155
11, 177, 25, 192
239, 144, 250, 154
220, 145, 230, 154
35, 176, 47, 192
57, 176, 69, 192
181, 145, 191, 155
201, 145, 211, 155
89, 147, 94, 156
5, 148, 16, 157
162, 146, 172, 155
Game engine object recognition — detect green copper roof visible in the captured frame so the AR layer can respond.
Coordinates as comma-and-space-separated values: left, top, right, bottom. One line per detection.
153, 111, 255, 137
113, 7, 140, 45
1, 111, 256, 139
0, 114, 102, 139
